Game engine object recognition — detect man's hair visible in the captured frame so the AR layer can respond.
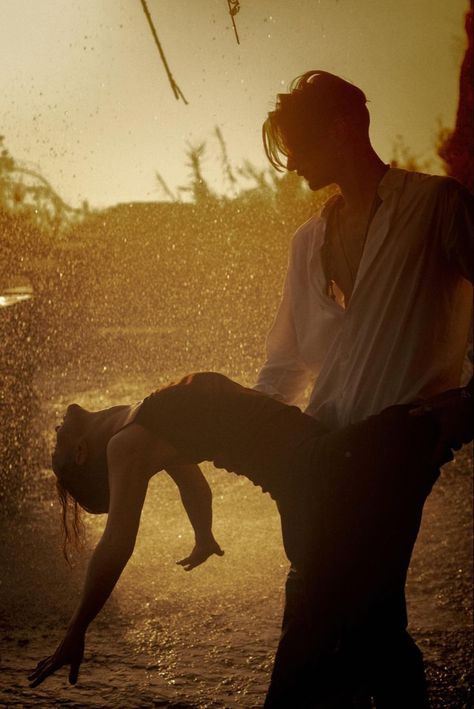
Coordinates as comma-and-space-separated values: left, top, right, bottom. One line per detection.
263, 70, 370, 170
53, 451, 109, 561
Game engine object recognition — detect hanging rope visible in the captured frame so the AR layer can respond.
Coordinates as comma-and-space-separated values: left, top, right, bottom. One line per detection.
140, 0, 188, 104
227, 0, 241, 44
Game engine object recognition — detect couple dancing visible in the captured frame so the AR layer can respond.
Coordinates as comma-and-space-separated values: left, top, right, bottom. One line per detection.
29, 72, 473, 708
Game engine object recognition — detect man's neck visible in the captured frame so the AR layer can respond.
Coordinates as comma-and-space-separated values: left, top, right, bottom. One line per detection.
337, 152, 389, 218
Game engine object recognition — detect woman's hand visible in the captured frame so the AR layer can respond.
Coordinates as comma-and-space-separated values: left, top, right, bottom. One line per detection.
28, 631, 85, 688
177, 537, 224, 571
166, 464, 224, 570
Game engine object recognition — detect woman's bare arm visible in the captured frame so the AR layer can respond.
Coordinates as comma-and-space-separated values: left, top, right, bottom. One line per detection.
67, 445, 149, 634
166, 463, 224, 570
28, 432, 149, 687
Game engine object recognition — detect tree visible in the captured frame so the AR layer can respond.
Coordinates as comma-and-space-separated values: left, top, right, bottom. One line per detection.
438, 2, 473, 192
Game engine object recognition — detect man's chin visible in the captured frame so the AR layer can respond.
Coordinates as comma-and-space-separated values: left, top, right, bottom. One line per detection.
307, 176, 327, 191
308, 180, 322, 191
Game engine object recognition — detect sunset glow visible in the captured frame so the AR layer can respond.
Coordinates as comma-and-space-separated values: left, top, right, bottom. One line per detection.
0, 0, 469, 208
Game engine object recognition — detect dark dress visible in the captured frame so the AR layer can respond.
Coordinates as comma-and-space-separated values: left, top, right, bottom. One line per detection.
132, 372, 438, 708
133, 371, 327, 501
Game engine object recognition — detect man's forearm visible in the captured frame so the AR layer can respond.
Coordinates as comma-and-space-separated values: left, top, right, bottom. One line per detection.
254, 363, 312, 406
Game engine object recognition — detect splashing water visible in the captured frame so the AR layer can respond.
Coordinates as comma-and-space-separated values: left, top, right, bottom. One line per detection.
1, 199, 472, 707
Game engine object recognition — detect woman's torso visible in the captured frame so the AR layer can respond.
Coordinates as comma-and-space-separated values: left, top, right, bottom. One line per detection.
130, 372, 327, 499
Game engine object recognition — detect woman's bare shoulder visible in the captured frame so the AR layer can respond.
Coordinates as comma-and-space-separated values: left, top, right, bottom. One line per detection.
108, 423, 182, 476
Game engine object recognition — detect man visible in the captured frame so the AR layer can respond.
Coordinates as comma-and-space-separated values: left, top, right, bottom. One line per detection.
255, 71, 473, 707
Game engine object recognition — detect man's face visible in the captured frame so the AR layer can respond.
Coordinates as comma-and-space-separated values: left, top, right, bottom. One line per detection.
284, 124, 338, 191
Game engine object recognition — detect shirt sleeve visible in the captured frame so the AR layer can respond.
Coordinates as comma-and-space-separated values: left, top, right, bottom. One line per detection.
441, 179, 474, 284
254, 243, 313, 405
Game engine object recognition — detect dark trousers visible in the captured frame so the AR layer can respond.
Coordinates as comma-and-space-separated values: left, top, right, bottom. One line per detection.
264, 406, 439, 709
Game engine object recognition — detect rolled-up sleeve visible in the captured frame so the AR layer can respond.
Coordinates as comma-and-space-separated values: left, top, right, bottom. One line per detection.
255, 250, 313, 405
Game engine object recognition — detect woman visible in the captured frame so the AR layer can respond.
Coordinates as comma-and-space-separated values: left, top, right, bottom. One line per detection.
27, 371, 467, 707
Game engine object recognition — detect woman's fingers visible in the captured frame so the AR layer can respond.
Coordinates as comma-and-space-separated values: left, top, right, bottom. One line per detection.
36, 655, 52, 667
28, 635, 84, 688
28, 658, 60, 688
69, 660, 80, 685
29, 671, 48, 688
177, 542, 225, 571
176, 557, 194, 571
176, 556, 192, 569
28, 656, 52, 680
29, 656, 50, 672
177, 552, 200, 570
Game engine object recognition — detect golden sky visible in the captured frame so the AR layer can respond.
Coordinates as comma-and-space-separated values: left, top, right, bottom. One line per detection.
1, 0, 469, 208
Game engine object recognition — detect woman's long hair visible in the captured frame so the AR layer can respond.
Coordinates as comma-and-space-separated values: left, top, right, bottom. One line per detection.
53, 450, 109, 562
56, 479, 84, 563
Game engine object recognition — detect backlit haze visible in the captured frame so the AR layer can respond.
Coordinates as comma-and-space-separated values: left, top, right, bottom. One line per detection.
1, 0, 469, 209
1, 2, 473, 706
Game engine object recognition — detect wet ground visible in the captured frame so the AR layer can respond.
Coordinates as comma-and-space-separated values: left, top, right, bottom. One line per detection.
1, 360, 472, 708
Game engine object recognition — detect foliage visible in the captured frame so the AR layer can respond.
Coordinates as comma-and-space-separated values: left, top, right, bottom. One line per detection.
437, 3, 473, 193
0, 136, 86, 236
389, 135, 436, 174
179, 142, 218, 204
155, 127, 333, 221
0, 299, 45, 515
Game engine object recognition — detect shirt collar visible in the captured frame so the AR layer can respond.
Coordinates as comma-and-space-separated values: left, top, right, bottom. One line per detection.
320, 192, 342, 219
320, 166, 406, 220
376, 167, 407, 199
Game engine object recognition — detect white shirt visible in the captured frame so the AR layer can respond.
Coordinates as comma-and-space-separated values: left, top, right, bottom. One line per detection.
255, 168, 473, 429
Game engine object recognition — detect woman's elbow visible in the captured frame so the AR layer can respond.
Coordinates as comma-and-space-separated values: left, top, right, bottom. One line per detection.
99, 530, 137, 563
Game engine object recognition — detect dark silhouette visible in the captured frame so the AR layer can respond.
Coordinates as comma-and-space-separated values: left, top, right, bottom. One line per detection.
438, 1, 473, 193
28, 372, 472, 707
255, 70, 473, 707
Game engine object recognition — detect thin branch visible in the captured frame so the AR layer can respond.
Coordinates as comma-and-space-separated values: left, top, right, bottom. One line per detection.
227, 0, 241, 45
10, 166, 83, 214
215, 126, 238, 196
140, 0, 188, 104
155, 171, 179, 202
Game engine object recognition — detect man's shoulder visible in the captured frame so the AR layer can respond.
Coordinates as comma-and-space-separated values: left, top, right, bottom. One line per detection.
291, 207, 329, 251
397, 169, 468, 202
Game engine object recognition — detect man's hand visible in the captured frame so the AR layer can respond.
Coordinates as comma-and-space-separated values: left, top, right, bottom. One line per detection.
409, 387, 473, 467
28, 631, 85, 688
177, 537, 224, 571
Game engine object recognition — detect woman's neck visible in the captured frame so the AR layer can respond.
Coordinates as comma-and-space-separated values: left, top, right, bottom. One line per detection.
85, 405, 132, 454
